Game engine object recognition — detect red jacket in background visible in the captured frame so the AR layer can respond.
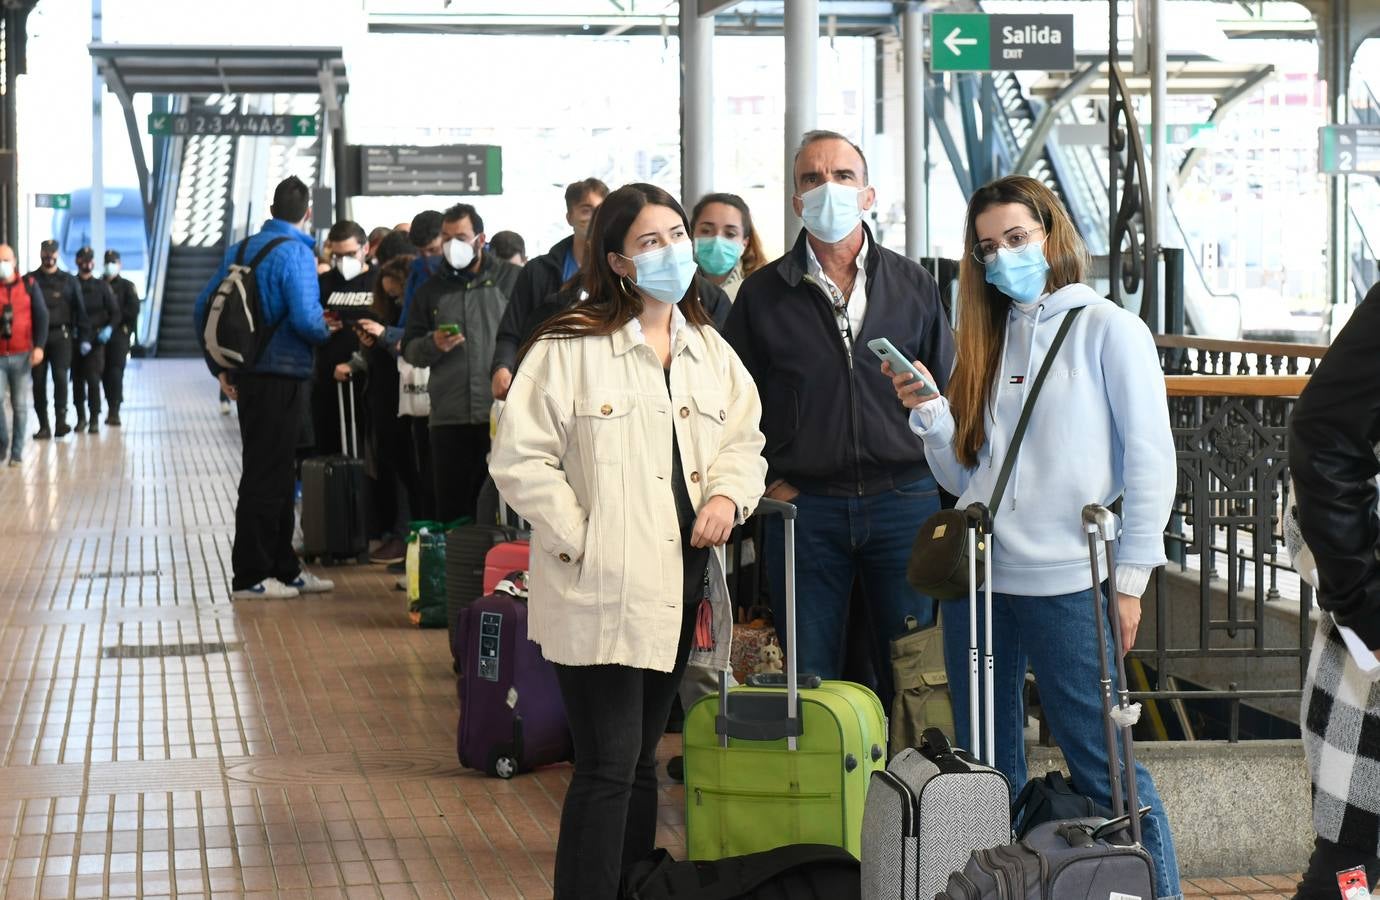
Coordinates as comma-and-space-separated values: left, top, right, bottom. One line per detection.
0, 276, 47, 357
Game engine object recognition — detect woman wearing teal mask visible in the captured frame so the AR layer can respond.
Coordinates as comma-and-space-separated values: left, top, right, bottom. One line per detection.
491, 182, 767, 900
885, 176, 1183, 900
690, 192, 765, 302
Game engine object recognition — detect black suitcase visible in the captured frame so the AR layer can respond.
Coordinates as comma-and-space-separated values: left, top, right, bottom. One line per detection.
301, 382, 368, 565
445, 523, 522, 660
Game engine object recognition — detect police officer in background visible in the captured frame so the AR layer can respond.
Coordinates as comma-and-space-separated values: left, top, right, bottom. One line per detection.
71, 247, 119, 435
101, 250, 140, 426
28, 239, 88, 439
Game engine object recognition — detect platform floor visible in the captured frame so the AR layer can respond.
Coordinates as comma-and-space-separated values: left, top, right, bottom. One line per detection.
0, 359, 1300, 899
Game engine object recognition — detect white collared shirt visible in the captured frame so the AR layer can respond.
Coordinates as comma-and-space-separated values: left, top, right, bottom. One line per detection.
805, 236, 869, 348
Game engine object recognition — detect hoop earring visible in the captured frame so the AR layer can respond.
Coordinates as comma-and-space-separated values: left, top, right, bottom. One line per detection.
619, 274, 638, 297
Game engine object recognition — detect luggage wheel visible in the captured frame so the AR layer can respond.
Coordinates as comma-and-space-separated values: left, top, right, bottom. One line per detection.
489, 747, 518, 779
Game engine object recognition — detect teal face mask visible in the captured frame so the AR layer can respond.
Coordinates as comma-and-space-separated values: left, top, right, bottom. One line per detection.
984, 241, 1051, 304
693, 236, 743, 277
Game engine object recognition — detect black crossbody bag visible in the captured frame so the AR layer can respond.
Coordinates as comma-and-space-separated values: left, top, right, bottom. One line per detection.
907, 306, 1083, 599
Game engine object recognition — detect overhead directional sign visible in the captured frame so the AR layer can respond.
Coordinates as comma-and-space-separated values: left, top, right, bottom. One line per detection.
34, 193, 70, 210
1319, 125, 1380, 175
146, 113, 318, 138
1144, 123, 1217, 145
351, 145, 503, 196
931, 13, 1075, 72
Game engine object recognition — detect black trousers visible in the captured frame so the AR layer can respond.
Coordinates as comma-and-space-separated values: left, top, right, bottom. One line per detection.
1295, 835, 1380, 899
231, 374, 306, 590
408, 416, 435, 522
430, 423, 490, 523
72, 343, 105, 420
31, 330, 72, 427
102, 327, 130, 411
376, 413, 415, 538
552, 546, 710, 900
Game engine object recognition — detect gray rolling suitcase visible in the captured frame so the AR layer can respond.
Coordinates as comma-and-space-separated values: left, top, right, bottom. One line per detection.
860, 503, 1011, 900
934, 504, 1155, 900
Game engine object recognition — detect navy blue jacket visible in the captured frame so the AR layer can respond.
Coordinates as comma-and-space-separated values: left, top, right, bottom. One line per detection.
723, 226, 955, 496
194, 218, 330, 379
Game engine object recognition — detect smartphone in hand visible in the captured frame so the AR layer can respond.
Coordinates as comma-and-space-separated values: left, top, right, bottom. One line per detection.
437, 323, 462, 337
867, 338, 939, 399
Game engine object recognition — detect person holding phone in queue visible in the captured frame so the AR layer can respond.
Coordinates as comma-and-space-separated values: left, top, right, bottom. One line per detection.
722, 129, 954, 710
403, 203, 520, 522
886, 175, 1181, 899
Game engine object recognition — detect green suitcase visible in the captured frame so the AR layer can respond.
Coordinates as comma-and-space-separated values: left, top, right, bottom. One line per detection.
682, 499, 888, 861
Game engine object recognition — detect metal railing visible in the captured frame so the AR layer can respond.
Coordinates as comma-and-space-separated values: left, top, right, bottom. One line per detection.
138, 95, 186, 355
1133, 364, 1319, 741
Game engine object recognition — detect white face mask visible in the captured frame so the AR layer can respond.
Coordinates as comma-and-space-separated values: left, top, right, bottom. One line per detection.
103, 262, 120, 278
0, 262, 13, 281
335, 256, 363, 281
444, 237, 476, 270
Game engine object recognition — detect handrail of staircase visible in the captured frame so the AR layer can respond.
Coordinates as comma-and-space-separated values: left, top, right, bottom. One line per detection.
140, 97, 185, 358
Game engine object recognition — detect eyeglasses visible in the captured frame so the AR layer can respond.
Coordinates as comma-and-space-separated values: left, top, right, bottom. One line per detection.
972, 226, 1045, 266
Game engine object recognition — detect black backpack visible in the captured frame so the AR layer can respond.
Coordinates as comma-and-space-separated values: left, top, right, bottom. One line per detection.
202, 236, 291, 370
621, 846, 861, 900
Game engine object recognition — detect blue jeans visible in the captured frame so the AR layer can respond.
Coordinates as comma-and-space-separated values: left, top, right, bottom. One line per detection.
0, 351, 30, 461
940, 587, 1182, 899
764, 476, 940, 709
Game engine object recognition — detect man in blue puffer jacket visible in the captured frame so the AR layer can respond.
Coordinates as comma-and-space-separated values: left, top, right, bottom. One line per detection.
194, 176, 338, 601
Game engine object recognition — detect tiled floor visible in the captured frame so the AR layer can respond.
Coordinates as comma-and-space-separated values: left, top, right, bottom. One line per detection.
0, 359, 1299, 899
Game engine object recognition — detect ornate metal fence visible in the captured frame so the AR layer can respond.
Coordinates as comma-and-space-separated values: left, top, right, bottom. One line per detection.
1129, 340, 1324, 741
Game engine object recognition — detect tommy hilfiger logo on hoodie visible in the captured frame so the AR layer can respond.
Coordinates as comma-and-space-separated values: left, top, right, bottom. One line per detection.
1009, 375, 1025, 385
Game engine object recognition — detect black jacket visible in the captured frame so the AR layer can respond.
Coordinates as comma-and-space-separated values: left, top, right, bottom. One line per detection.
723, 226, 955, 496
315, 268, 379, 380
76, 275, 120, 335
105, 275, 141, 334
1289, 283, 1380, 650
491, 235, 576, 376
28, 268, 89, 338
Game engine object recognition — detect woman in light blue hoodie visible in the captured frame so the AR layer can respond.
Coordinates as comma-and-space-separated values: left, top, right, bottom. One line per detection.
888, 176, 1181, 898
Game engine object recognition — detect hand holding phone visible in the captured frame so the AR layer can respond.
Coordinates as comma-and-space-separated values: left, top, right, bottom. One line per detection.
868, 338, 939, 401
437, 323, 462, 337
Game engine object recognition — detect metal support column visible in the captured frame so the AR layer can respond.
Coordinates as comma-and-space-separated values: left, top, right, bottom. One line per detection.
1327, 0, 1351, 310
784, 0, 818, 248
91, 0, 104, 257
680, 0, 714, 208
0, 7, 27, 252
1150, 0, 1169, 330
902, 4, 927, 258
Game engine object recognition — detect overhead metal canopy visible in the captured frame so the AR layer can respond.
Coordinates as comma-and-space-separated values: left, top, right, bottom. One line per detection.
88, 45, 348, 98
1026, 58, 1276, 98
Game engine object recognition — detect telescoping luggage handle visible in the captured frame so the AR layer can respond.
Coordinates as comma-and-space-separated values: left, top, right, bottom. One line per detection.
336, 380, 359, 459
716, 498, 800, 751
964, 502, 996, 768
1082, 503, 1144, 847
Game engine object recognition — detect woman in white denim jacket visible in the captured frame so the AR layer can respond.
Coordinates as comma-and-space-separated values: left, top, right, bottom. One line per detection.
489, 183, 767, 900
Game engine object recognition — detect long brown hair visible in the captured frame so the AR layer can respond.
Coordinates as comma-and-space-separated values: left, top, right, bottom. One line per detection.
948, 175, 1089, 466
370, 254, 415, 325
521, 183, 714, 358
691, 192, 766, 277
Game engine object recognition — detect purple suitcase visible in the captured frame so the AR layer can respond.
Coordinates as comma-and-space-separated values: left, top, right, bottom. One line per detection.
454, 578, 573, 778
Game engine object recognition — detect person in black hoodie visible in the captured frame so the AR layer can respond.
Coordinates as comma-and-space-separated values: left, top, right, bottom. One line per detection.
71, 247, 119, 435
101, 249, 140, 426
489, 177, 608, 400
311, 220, 377, 458
724, 130, 955, 709
29, 239, 88, 439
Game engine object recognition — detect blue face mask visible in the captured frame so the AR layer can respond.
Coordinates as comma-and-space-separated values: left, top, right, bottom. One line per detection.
984, 241, 1051, 304
625, 240, 698, 305
799, 182, 863, 244
693, 236, 743, 277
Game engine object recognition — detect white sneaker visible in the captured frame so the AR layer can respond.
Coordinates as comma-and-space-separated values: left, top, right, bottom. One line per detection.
220, 400, 232, 416
231, 578, 300, 600
288, 570, 334, 593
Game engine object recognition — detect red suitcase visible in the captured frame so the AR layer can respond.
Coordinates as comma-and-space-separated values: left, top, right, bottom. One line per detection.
483, 540, 530, 595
